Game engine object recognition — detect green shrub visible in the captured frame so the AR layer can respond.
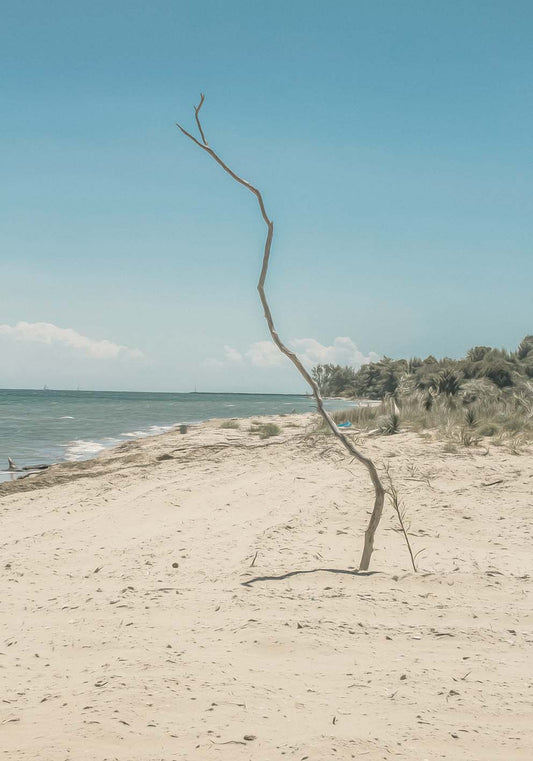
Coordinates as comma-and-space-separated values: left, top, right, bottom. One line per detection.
259, 423, 281, 439
459, 427, 480, 447
311, 334, 533, 401
220, 420, 240, 429
309, 343, 533, 444
464, 407, 478, 428
378, 412, 401, 435
249, 422, 281, 438
477, 422, 499, 437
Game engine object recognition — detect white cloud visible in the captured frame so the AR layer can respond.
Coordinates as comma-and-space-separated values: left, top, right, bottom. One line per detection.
0, 321, 143, 360
290, 336, 379, 368
246, 340, 285, 367
203, 344, 243, 368
223, 345, 243, 362
205, 336, 379, 372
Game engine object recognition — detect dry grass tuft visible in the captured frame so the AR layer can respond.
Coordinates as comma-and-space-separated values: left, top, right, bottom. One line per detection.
316, 383, 533, 451
220, 420, 240, 430
249, 422, 281, 439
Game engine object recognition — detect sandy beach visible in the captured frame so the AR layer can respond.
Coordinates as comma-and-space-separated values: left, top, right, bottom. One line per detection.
1, 412, 532, 760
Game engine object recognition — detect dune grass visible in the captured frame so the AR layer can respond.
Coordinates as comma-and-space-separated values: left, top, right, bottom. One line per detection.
220, 420, 240, 429
249, 422, 281, 439
322, 383, 533, 451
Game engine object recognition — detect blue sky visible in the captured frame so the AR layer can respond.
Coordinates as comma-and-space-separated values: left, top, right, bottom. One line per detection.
1, 0, 532, 392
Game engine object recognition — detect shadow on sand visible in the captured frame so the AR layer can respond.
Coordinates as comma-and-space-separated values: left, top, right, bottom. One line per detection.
241, 567, 380, 587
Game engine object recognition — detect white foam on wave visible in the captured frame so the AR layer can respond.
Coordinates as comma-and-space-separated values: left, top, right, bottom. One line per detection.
120, 423, 176, 439
148, 424, 176, 435
59, 415, 75, 419
63, 422, 184, 464
64, 440, 106, 461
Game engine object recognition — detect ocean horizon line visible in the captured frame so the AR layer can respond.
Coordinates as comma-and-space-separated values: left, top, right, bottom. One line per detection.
0, 387, 310, 397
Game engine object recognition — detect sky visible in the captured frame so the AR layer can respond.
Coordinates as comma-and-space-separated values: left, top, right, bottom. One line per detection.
1, 0, 532, 392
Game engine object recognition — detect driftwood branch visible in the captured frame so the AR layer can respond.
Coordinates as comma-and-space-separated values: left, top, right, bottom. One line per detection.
177, 96, 385, 570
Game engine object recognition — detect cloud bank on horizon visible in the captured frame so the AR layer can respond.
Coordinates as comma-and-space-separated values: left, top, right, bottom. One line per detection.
206, 336, 379, 370
0, 322, 378, 391
0, 322, 143, 360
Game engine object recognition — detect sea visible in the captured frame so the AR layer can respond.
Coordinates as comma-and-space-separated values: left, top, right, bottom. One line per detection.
0, 389, 356, 482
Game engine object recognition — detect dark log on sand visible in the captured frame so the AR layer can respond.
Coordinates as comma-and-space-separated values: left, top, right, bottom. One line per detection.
6, 457, 51, 473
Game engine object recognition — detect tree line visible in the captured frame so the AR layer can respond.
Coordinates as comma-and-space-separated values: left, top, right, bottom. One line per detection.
311, 335, 533, 400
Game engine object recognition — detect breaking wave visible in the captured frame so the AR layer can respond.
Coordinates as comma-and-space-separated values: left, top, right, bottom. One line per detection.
64, 440, 106, 461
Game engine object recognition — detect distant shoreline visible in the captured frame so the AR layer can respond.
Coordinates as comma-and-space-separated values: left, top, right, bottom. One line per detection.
1, 387, 311, 396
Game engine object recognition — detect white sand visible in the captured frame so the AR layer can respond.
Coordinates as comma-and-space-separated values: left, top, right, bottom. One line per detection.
1, 413, 532, 760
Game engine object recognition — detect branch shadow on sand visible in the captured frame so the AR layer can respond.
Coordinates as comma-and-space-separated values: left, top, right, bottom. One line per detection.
241, 567, 380, 587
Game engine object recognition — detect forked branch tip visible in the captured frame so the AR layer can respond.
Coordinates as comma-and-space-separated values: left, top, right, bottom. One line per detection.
194, 93, 208, 145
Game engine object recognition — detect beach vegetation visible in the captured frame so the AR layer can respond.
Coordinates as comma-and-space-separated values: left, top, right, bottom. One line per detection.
377, 411, 401, 435
311, 335, 533, 446
250, 422, 281, 439
442, 442, 459, 454
320, 375, 533, 448
220, 419, 240, 429
383, 462, 423, 572
457, 426, 481, 448
312, 336, 533, 402
259, 423, 281, 438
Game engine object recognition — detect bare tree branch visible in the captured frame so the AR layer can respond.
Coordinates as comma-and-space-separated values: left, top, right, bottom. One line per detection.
177, 96, 385, 570
194, 93, 208, 146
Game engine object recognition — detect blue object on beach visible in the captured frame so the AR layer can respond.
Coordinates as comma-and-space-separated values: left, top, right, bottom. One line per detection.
338, 421, 352, 428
